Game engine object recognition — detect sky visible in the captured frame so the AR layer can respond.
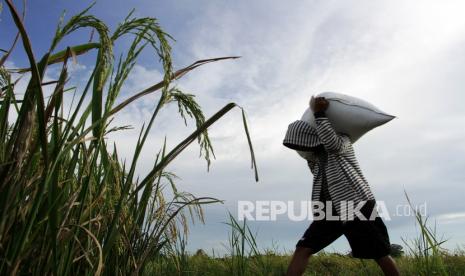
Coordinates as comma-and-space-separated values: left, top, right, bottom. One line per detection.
2, 0, 465, 255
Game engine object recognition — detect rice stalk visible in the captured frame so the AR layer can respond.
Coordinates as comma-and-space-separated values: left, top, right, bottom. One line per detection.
0, 2, 258, 275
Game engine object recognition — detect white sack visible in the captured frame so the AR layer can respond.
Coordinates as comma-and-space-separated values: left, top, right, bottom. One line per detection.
300, 91, 394, 147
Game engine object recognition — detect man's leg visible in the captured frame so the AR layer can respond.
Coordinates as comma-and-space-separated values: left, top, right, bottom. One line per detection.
286, 246, 313, 276
375, 255, 400, 276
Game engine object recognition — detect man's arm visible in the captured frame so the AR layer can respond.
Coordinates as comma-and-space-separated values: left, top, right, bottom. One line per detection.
311, 96, 351, 154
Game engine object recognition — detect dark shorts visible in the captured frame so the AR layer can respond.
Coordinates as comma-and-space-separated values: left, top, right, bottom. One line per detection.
296, 200, 391, 259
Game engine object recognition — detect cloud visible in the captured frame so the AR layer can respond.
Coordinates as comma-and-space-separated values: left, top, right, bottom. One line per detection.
436, 212, 465, 224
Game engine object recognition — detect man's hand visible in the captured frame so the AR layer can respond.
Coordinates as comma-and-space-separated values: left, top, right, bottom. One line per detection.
310, 96, 330, 113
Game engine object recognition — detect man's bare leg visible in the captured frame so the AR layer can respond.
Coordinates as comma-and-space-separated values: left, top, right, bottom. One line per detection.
286, 247, 313, 276
375, 255, 400, 276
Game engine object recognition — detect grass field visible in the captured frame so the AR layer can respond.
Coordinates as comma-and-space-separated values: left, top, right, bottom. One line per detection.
144, 252, 465, 276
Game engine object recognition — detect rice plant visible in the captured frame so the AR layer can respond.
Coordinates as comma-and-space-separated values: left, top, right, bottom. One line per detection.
0, 1, 258, 275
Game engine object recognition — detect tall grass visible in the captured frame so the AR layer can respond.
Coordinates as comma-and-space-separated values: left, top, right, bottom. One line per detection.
402, 192, 448, 276
225, 213, 266, 275
0, 2, 258, 275
145, 214, 284, 276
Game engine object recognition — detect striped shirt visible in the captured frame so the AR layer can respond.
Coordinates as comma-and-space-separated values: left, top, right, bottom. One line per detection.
283, 115, 375, 220
310, 145, 331, 201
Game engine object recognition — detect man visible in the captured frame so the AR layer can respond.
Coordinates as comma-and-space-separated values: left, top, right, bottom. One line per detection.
283, 97, 400, 276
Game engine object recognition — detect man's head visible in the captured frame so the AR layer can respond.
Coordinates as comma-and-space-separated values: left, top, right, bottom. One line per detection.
283, 120, 322, 151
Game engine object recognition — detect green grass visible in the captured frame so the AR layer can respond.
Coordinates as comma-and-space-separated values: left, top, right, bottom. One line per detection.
0, 2, 257, 275
144, 252, 465, 276
402, 192, 449, 275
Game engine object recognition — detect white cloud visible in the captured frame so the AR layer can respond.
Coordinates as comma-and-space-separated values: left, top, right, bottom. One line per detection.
436, 212, 465, 224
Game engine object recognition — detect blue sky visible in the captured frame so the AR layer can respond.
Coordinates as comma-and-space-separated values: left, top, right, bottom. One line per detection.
3, 0, 465, 255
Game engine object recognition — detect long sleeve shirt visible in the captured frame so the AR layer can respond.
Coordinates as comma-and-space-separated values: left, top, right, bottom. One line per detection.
283, 114, 375, 220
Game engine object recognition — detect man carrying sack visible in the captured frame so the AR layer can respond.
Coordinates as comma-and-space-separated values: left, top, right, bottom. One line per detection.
283, 96, 400, 276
